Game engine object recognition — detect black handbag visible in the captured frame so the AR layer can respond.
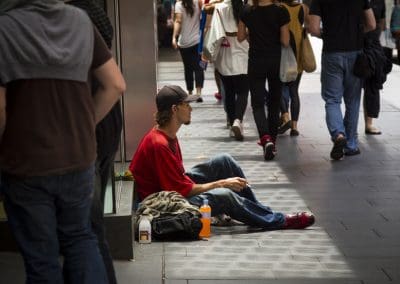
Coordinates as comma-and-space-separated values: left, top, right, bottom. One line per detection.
151, 212, 202, 241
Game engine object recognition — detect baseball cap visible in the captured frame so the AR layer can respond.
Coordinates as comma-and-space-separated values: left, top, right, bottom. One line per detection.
156, 85, 200, 111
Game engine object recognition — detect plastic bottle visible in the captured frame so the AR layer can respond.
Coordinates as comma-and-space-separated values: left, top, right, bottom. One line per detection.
199, 198, 211, 238
138, 216, 151, 244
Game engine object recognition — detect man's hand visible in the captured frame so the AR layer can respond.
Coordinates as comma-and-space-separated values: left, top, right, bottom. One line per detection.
221, 177, 247, 192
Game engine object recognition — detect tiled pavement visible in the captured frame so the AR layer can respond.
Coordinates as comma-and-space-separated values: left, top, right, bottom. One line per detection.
1, 39, 400, 284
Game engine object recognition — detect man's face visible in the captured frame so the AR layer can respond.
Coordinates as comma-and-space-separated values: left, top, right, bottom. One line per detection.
175, 102, 192, 125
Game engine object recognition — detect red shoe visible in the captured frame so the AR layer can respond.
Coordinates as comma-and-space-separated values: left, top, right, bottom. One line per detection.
214, 92, 222, 101
283, 212, 315, 229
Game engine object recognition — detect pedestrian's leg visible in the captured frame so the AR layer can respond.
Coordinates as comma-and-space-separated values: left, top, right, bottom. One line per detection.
1, 174, 63, 283
179, 47, 194, 93
57, 166, 108, 284
343, 51, 362, 151
220, 75, 236, 126
321, 53, 346, 139
233, 74, 249, 122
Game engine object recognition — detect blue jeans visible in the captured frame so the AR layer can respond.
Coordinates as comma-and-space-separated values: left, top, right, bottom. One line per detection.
186, 154, 285, 229
321, 51, 362, 151
1, 166, 107, 284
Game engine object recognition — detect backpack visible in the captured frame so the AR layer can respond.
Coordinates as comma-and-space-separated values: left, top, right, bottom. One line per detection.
151, 212, 202, 241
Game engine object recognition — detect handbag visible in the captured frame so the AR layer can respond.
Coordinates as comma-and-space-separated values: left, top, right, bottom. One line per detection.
203, 9, 226, 61
151, 212, 202, 241
280, 46, 298, 82
300, 30, 316, 73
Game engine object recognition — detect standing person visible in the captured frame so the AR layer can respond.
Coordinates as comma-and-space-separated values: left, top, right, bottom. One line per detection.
0, 0, 125, 283
308, 0, 375, 159
66, 1, 121, 283
172, 0, 205, 102
237, 0, 290, 160
278, 0, 309, 137
210, 0, 249, 140
363, 0, 386, 135
129, 85, 315, 230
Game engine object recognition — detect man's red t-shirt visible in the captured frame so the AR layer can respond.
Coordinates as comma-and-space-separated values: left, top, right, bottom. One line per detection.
129, 127, 194, 200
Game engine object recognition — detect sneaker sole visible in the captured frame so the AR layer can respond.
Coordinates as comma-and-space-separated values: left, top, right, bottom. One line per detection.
264, 143, 275, 161
330, 138, 346, 160
231, 125, 243, 141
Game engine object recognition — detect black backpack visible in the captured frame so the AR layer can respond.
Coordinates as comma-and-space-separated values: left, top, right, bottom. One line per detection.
151, 212, 202, 241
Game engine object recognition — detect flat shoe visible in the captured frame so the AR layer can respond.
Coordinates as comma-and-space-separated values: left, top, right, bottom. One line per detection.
290, 129, 299, 136
278, 120, 291, 134
365, 128, 381, 135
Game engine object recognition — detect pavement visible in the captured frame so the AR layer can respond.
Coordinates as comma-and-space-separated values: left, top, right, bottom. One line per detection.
1, 38, 400, 284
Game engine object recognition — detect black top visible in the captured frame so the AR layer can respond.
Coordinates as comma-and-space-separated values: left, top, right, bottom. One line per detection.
310, 0, 371, 52
240, 4, 290, 58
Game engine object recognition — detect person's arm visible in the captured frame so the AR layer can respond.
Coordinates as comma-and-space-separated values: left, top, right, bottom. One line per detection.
0, 86, 6, 141
280, 23, 290, 47
308, 15, 322, 37
92, 58, 126, 123
187, 177, 248, 197
237, 20, 247, 42
172, 12, 182, 49
364, 8, 376, 32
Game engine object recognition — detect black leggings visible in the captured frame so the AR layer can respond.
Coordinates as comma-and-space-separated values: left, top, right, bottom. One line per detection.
220, 74, 249, 125
179, 44, 204, 92
280, 73, 302, 121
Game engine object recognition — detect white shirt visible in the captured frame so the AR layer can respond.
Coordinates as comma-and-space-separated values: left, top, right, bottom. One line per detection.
214, 0, 249, 76
175, 0, 201, 48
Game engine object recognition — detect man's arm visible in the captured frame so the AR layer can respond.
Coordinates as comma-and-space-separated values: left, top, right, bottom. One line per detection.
187, 177, 248, 197
92, 58, 126, 123
308, 15, 322, 37
364, 8, 376, 32
0, 86, 6, 141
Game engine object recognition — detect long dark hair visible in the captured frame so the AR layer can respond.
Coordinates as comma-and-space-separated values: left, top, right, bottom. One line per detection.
232, 0, 244, 23
182, 0, 195, 17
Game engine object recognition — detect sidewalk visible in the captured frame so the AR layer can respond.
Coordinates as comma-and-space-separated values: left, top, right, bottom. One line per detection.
1, 39, 400, 284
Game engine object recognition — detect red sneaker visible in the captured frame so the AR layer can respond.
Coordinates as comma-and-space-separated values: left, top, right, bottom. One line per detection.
283, 212, 315, 229
214, 92, 222, 101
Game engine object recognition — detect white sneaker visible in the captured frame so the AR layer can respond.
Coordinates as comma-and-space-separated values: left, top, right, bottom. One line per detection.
231, 119, 244, 141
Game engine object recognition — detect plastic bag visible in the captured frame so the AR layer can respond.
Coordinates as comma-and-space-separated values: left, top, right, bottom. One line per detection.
280, 46, 298, 82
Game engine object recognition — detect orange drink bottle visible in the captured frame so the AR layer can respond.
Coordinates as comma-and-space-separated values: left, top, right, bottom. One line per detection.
199, 198, 211, 238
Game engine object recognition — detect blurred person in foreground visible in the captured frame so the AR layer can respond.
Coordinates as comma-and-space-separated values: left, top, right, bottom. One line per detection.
0, 0, 125, 283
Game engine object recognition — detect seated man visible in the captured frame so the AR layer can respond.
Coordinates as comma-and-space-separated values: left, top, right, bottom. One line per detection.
129, 85, 314, 230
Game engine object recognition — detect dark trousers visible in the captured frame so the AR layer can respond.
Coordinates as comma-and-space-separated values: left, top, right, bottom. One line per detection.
179, 44, 204, 92
280, 73, 302, 121
1, 166, 107, 284
248, 56, 282, 138
91, 153, 118, 284
220, 74, 249, 125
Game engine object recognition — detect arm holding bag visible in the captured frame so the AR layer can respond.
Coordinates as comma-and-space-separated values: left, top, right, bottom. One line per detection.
280, 46, 298, 82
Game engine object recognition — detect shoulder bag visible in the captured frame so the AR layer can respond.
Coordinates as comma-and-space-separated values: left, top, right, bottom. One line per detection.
301, 30, 316, 73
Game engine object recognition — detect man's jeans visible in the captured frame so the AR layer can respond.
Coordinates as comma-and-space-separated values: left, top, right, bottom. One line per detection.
1, 166, 107, 284
321, 51, 362, 151
186, 154, 285, 229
